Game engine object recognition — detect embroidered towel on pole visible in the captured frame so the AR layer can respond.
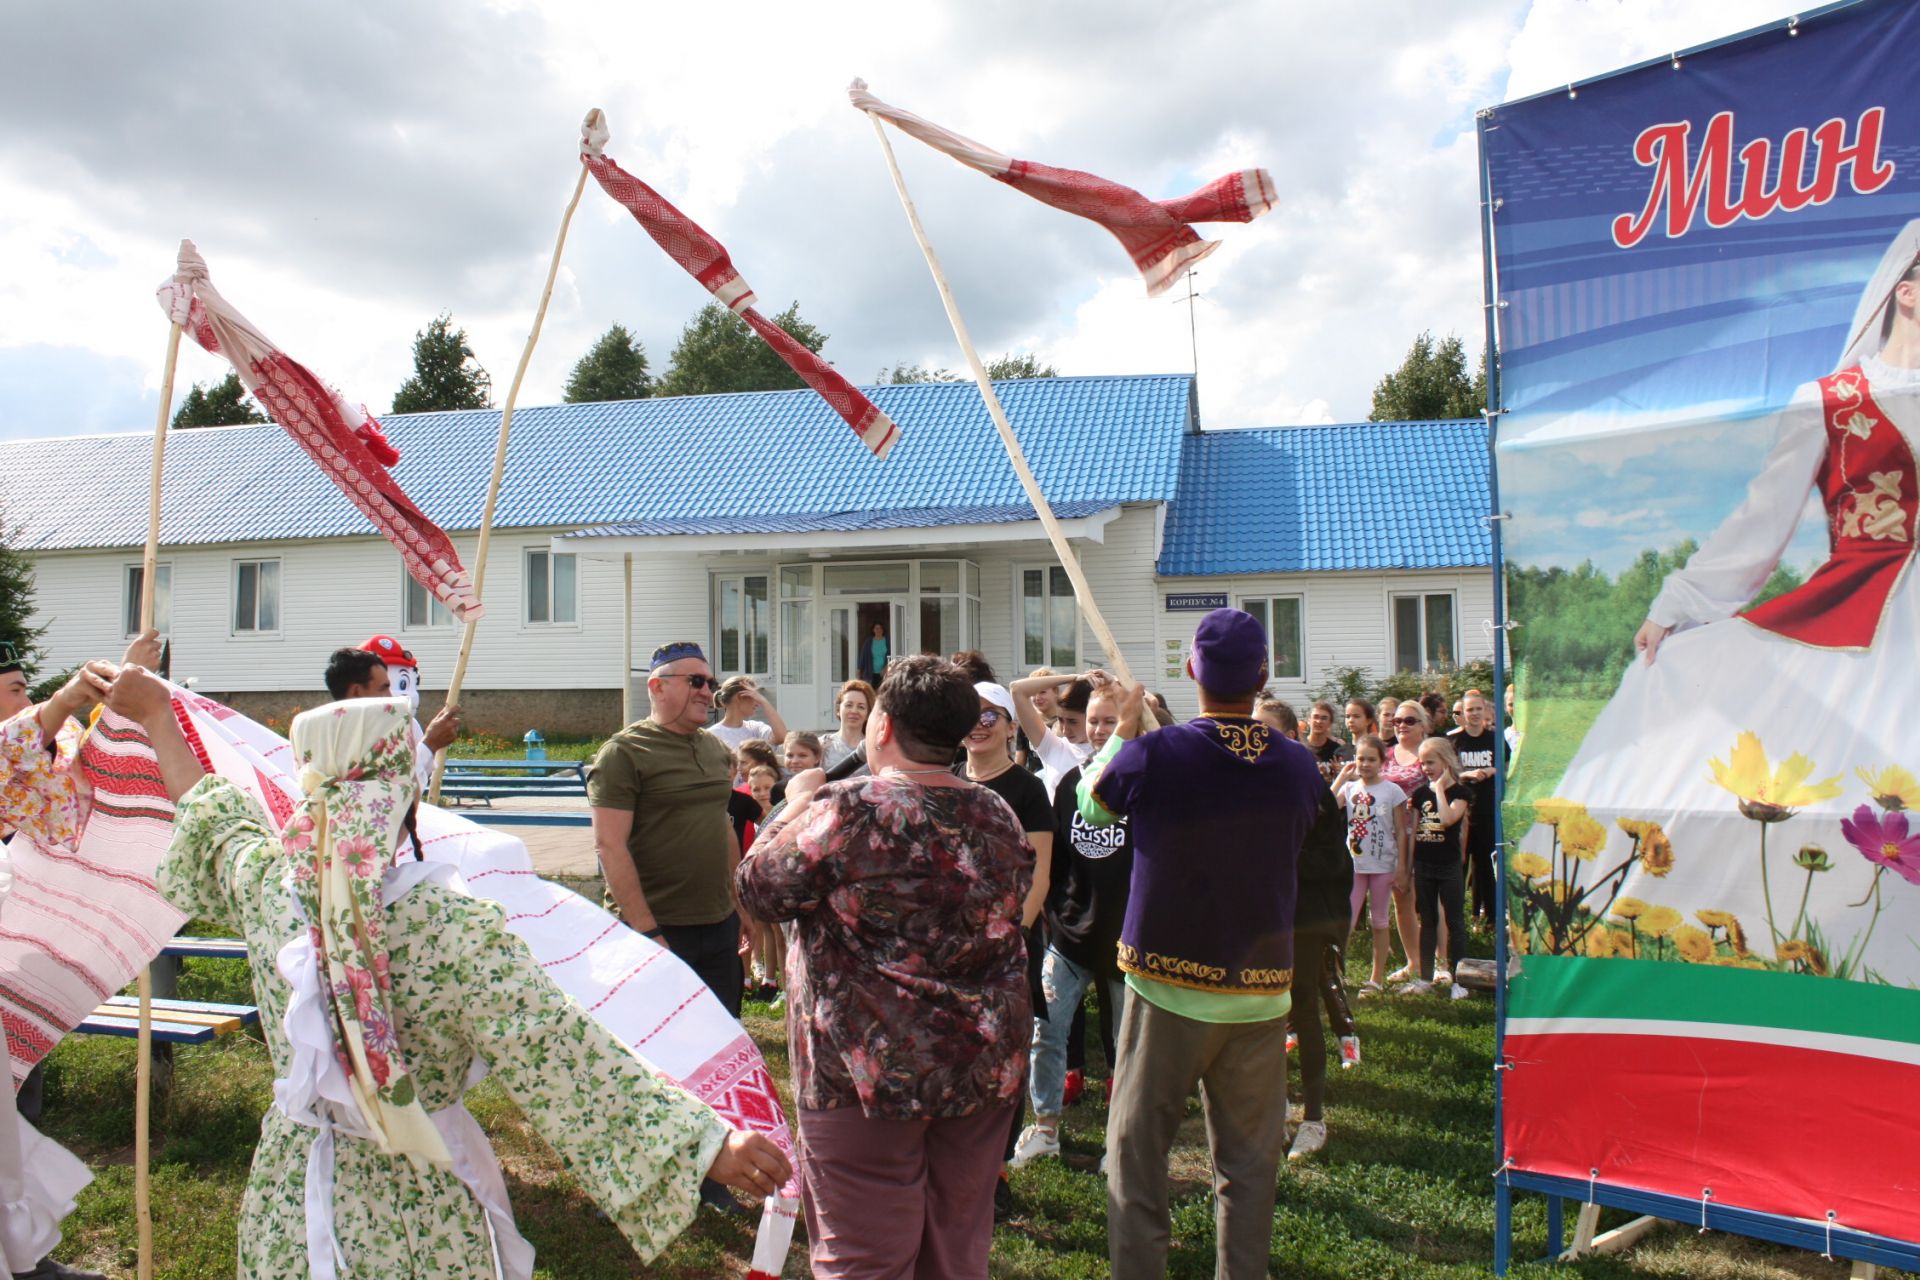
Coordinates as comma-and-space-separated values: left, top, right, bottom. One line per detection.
850, 79, 1277, 297
580, 112, 900, 460
155, 241, 484, 623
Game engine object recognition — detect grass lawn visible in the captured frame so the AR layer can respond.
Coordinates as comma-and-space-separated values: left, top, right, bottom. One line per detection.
1501, 696, 1606, 843
35, 926, 1903, 1279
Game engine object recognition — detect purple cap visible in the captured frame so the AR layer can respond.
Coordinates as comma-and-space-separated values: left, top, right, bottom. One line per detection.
1190, 608, 1268, 695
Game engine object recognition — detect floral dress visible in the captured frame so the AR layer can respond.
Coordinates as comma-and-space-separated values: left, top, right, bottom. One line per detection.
737, 776, 1033, 1119
0, 709, 85, 848
161, 776, 730, 1279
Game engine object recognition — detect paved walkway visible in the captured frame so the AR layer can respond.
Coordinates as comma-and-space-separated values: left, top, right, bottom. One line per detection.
441, 794, 600, 879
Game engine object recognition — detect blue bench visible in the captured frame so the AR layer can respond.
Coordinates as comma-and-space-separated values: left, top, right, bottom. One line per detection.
439, 759, 588, 806
462, 809, 592, 828
77, 997, 261, 1045
159, 936, 248, 961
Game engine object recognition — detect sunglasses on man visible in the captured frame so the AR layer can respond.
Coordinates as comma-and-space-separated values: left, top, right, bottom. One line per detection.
659, 673, 723, 691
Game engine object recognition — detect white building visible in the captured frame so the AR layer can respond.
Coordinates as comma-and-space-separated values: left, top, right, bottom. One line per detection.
3, 375, 1492, 734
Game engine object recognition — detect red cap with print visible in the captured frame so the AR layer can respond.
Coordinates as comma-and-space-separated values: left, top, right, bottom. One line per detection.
360, 635, 417, 669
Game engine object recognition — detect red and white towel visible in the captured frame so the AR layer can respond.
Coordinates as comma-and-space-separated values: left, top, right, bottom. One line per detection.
580, 113, 900, 460
850, 80, 1277, 297
155, 242, 484, 622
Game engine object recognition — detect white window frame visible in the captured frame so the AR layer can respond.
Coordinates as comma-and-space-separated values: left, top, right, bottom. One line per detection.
1237, 594, 1306, 683
1013, 562, 1081, 672
124, 561, 172, 638
1389, 590, 1459, 672
401, 570, 454, 631
524, 549, 579, 628
231, 558, 282, 637
711, 572, 771, 677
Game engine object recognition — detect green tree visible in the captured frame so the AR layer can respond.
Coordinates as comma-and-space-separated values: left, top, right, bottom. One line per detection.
1369, 332, 1486, 421
563, 323, 652, 403
391, 313, 493, 413
0, 505, 42, 679
876, 352, 1058, 383
172, 372, 267, 429
655, 302, 828, 397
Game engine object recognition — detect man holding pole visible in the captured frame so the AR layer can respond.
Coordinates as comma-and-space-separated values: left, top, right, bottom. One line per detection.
1074, 609, 1323, 1280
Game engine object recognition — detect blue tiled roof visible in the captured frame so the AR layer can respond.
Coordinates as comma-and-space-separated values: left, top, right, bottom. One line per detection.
1158, 420, 1490, 575
1, 375, 1193, 551
562, 501, 1117, 539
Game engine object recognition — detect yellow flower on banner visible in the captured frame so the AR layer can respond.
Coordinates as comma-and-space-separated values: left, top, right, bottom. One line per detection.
1708, 732, 1843, 816
1696, 909, 1736, 928
1630, 823, 1675, 877
1856, 765, 1920, 812
1672, 925, 1714, 963
1611, 932, 1638, 959
1548, 880, 1571, 904
1532, 798, 1587, 828
1776, 939, 1830, 975
1510, 852, 1552, 879
1726, 917, 1749, 956
1640, 905, 1683, 937
1560, 813, 1608, 862
1584, 929, 1614, 958
1610, 897, 1647, 920
1508, 923, 1529, 956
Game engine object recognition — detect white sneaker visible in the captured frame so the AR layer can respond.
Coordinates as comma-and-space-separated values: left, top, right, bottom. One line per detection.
1339, 1035, 1361, 1068
1009, 1124, 1061, 1169
1287, 1120, 1327, 1160
1285, 1031, 1298, 1054
1395, 979, 1433, 995
1097, 1151, 1109, 1177
1450, 983, 1472, 1001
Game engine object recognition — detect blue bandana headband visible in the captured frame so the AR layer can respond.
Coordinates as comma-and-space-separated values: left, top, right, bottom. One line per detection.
650, 640, 706, 670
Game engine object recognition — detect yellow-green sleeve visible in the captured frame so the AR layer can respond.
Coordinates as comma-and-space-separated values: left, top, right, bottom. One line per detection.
156, 775, 279, 927
1075, 733, 1127, 827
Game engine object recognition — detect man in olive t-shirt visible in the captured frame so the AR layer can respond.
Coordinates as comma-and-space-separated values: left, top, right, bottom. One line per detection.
588, 640, 744, 1017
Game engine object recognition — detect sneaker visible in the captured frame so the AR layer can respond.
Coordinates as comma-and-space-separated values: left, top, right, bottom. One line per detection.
15, 1261, 108, 1280
1062, 1068, 1085, 1107
1287, 1119, 1327, 1160
993, 1173, 1014, 1223
1339, 1035, 1362, 1069
1385, 964, 1416, 984
769, 991, 785, 1010
699, 1182, 753, 1220
1434, 968, 1452, 985
1009, 1124, 1061, 1169
1285, 1031, 1299, 1054
1395, 979, 1433, 995
1097, 1151, 1109, 1177
1450, 982, 1472, 1001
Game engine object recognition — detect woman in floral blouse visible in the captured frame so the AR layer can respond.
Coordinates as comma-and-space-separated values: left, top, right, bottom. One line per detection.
107, 666, 789, 1280
738, 654, 1034, 1280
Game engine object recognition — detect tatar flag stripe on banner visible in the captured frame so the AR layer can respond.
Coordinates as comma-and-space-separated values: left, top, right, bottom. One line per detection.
849, 80, 1278, 298
4, 689, 800, 1275
155, 241, 484, 624
578, 112, 901, 461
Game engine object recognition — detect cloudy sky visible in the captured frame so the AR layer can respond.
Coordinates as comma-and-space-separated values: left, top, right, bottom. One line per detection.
0, 0, 1804, 444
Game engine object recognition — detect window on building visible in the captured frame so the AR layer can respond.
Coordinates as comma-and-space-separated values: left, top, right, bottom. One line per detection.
778, 565, 813, 685
1238, 596, 1304, 681
233, 559, 281, 634
403, 572, 453, 630
1020, 565, 1078, 669
1391, 592, 1457, 672
526, 550, 578, 626
714, 574, 770, 675
917, 559, 980, 658
124, 563, 172, 637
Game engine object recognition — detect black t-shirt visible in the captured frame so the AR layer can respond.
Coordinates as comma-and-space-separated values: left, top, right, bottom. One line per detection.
1046, 765, 1135, 976
726, 789, 761, 851
1447, 727, 1499, 853
1309, 736, 1353, 765
1409, 779, 1474, 871
976, 763, 1053, 1018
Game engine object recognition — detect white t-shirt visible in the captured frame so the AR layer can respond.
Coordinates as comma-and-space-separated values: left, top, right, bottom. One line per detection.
708, 720, 775, 754
1337, 778, 1408, 875
1035, 731, 1095, 802
821, 733, 862, 772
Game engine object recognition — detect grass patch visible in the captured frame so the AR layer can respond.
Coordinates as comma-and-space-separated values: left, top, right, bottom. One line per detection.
1503, 696, 1606, 842
448, 733, 606, 763
33, 927, 1907, 1277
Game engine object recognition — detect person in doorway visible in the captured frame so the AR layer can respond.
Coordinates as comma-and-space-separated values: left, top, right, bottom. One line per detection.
587, 641, 756, 1217
1077, 610, 1324, 1280
857, 621, 890, 685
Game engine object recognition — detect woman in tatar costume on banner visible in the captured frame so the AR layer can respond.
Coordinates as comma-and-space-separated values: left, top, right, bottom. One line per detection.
1521, 220, 1920, 986
106, 672, 788, 1280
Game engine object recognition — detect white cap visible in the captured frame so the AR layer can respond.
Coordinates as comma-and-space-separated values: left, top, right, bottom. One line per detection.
975, 681, 1016, 717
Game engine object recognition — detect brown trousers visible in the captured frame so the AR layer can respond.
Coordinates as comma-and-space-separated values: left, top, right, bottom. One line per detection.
1106, 992, 1290, 1279
798, 1102, 1015, 1279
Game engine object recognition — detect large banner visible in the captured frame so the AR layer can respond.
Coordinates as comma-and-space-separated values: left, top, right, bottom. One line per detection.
1486, 0, 1920, 1243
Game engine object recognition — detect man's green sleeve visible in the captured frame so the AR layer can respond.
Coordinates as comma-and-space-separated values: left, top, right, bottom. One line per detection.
1075, 733, 1126, 827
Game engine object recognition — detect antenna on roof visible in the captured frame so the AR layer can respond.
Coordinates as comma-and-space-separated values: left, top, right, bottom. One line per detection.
1171, 269, 1202, 380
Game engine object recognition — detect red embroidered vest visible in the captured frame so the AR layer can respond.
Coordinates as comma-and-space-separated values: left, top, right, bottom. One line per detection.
1742, 366, 1918, 649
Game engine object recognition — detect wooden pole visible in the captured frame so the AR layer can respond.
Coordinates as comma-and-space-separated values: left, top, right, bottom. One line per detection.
863, 111, 1134, 684
428, 136, 595, 803
135, 316, 182, 1280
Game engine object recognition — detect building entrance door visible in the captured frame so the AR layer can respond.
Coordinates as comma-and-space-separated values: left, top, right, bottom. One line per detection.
827, 599, 905, 701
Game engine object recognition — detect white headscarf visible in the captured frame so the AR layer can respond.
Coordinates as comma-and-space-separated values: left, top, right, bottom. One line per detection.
1837, 219, 1920, 371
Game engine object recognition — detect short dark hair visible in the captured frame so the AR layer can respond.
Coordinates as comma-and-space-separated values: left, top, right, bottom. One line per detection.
947, 650, 997, 684
324, 648, 386, 700
1057, 679, 1093, 715
878, 654, 978, 765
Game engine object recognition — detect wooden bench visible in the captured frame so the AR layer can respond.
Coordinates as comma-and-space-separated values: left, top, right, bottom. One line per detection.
76, 997, 261, 1046
439, 759, 588, 806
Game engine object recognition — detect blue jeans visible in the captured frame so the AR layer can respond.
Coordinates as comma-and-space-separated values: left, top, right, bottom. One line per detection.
1030, 947, 1128, 1119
